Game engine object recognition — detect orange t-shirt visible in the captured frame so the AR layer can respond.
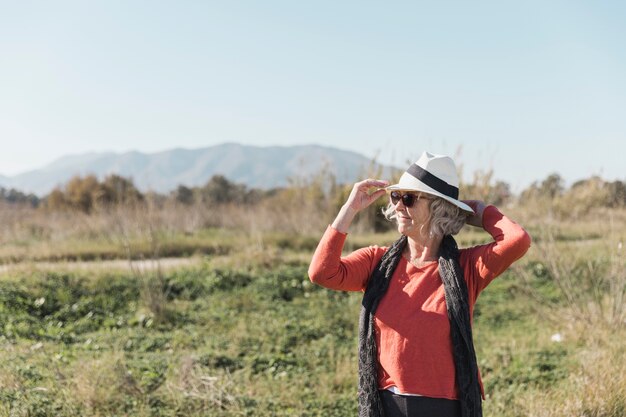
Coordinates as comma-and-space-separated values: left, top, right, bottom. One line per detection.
308, 205, 531, 400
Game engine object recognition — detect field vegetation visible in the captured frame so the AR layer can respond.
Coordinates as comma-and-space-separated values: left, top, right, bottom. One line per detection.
0, 168, 624, 416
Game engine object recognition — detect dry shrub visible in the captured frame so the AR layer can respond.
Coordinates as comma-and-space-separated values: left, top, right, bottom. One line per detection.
107, 199, 173, 324
573, 334, 626, 417
311, 344, 356, 398
518, 176, 626, 221
0, 356, 20, 392
553, 177, 612, 219
69, 352, 144, 413
459, 168, 512, 206
519, 233, 625, 330
165, 355, 243, 413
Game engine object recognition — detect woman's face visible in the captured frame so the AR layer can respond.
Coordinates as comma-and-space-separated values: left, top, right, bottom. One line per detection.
390, 191, 434, 237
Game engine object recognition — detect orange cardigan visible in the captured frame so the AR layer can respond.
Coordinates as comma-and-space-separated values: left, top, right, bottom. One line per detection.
308, 206, 531, 400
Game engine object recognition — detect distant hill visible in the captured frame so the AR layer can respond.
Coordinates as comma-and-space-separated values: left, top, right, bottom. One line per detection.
0, 143, 398, 196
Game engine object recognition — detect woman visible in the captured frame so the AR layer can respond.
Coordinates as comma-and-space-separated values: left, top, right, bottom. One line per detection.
308, 151, 531, 417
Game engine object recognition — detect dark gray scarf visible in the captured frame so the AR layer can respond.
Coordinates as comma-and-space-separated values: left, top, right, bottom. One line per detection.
358, 234, 482, 417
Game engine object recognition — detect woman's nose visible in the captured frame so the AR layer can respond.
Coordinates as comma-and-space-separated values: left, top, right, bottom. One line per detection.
393, 199, 406, 210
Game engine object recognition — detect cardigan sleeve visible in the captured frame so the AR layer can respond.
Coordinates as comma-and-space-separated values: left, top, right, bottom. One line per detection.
460, 205, 532, 300
308, 225, 382, 292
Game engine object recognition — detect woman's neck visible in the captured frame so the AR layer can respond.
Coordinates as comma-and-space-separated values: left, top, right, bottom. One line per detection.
404, 234, 442, 266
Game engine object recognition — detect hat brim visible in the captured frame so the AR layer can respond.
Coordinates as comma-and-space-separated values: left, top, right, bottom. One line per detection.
386, 183, 474, 214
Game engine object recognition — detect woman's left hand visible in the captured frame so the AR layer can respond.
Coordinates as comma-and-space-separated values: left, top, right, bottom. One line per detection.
462, 200, 486, 228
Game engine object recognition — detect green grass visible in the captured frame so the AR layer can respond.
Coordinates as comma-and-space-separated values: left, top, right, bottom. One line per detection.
1, 250, 624, 417
0, 264, 359, 416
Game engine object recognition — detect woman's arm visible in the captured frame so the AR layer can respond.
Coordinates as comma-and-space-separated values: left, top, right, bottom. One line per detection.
308, 227, 381, 291
460, 201, 532, 296
308, 179, 389, 291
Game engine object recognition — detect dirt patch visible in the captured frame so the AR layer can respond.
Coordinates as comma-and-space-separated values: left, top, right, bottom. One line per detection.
0, 257, 203, 275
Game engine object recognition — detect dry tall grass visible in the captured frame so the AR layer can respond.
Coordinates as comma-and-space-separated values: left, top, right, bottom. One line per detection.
504, 205, 626, 416
518, 233, 625, 330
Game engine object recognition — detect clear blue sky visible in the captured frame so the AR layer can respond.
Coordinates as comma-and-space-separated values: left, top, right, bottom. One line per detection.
1, 1, 624, 191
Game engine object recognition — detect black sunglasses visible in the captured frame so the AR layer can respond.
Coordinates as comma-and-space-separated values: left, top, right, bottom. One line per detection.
389, 191, 433, 207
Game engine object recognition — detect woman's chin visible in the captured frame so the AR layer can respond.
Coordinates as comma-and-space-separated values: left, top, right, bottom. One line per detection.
396, 223, 413, 235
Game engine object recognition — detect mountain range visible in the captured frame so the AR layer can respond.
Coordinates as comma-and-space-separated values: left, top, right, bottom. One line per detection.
0, 143, 397, 196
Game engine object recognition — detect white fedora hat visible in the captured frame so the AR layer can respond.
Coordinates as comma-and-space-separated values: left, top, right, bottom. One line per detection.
386, 151, 474, 213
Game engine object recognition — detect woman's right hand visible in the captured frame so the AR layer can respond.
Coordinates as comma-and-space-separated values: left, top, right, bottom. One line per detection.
332, 179, 389, 233
344, 179, 390, 213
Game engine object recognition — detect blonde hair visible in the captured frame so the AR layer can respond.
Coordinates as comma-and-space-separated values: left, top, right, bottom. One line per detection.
382, 195, 467, 236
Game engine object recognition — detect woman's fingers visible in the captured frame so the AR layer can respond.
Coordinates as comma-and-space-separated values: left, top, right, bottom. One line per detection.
461, 200, 486, 227
368, 188, 388, 201
359, 179, 390, 189
347, 179, 389, 211
461, 199, 478, 209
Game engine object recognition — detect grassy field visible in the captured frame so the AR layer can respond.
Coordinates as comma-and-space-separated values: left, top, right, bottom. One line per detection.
0, 204, 625, 416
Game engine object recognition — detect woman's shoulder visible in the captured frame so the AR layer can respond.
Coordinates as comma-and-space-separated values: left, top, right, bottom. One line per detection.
350, 244, 388, 258
345, 244, 389, 272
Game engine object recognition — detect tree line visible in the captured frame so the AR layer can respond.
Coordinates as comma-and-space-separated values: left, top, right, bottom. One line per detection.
0, 174, 273, 213
0, 187, 39, 207
1, 172, 625, 215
